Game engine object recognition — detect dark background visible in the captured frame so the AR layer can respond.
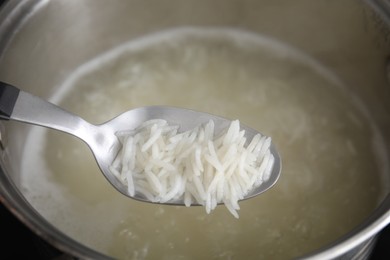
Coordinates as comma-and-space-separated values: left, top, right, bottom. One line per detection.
0, 0, 389, 259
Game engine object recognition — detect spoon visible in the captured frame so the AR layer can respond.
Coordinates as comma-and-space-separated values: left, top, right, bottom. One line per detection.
0, 81, 281, 205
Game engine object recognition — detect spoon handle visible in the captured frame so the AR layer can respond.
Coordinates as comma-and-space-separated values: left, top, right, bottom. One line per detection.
0, 82, 19, 120
0, 81, 93, 140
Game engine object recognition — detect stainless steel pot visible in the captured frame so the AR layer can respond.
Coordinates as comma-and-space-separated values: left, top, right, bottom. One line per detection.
0, 0, 389, 259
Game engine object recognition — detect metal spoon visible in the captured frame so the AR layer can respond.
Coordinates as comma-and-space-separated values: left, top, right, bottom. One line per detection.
0, 81, 281, 205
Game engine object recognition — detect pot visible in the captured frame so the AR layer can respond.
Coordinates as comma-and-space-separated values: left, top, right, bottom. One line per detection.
0, 0, 390, 259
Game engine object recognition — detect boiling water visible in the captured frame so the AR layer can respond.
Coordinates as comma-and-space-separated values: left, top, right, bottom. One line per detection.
20, 28, 388, 259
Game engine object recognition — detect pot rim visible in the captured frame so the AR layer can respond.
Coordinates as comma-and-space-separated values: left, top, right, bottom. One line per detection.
0, 166, 110, 259
0, 0, 389, 259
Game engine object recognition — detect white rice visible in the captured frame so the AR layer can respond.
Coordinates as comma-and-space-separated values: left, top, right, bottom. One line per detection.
110, 119, 275, 218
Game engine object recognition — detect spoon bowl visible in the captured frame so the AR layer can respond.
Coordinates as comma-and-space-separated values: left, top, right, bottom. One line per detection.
0, 81, 281, 205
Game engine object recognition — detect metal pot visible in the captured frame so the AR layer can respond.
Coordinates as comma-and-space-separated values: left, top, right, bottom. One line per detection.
0, 0, 389, 259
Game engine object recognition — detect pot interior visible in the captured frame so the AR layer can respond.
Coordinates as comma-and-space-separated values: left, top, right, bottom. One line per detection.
0, 0, 390, 259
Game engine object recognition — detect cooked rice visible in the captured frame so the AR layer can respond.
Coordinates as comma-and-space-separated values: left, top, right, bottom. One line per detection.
110, 119, 274, 218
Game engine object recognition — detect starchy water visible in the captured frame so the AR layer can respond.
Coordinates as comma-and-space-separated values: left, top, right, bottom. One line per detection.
20, 28, 388, 259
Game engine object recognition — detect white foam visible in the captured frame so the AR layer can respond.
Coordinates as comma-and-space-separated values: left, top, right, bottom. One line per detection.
50, 27, 345, 104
